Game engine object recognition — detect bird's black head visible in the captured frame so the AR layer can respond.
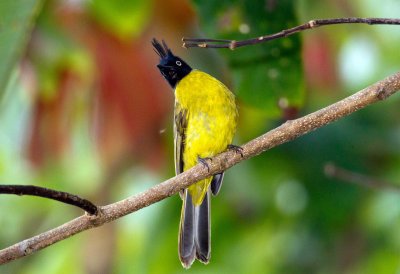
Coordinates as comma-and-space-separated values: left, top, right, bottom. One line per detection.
152, 38, 192, 89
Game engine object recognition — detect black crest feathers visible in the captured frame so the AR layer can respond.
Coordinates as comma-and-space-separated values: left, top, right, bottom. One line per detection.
152, 38, 173, 59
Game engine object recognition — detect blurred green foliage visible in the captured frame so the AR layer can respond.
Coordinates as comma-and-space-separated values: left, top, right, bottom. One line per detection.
193, 0, 304, 116
1, 0, 400, 274
0, 0, 43, 96
88, 0, 152, 40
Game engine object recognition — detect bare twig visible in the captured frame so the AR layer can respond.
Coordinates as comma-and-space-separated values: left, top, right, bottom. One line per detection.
0, 185, 98, 215
324, 163, 400, 192
1, 72, 400, 264
182, 17, 400, 49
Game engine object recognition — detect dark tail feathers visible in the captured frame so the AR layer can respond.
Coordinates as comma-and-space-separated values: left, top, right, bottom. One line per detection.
178, 189, 211, 268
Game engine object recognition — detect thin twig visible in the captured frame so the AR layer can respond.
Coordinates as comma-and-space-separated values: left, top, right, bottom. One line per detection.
0, 185, 98, 215
324, 163, 400, 192
183, 17, 400, 49
0, 71, 399, 265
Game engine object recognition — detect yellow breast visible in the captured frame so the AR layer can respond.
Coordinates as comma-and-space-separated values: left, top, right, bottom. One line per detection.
175, 70, 238, 204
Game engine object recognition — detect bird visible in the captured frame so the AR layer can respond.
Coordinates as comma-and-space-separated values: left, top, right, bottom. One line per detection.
152, 38, 238, 268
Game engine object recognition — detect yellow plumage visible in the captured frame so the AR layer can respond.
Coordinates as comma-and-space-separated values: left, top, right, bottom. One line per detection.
152, 38, 238, 268
175, 70, 238, 205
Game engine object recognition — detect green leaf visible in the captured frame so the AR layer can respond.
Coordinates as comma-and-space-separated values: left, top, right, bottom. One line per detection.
0, 0, 43, 96
193, 0, 304, 116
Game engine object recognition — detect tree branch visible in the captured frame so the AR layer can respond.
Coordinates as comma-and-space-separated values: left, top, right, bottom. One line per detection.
0, 185, 98, 215
182, 17, 400, 49
1, 72, 400, 265
324, 162, 400, 192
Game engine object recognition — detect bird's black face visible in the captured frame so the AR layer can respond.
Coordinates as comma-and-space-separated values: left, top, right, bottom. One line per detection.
152, 39, 192, 89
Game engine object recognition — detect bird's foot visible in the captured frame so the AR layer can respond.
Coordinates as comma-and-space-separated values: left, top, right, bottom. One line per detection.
197, 156, 212, 172
227, 144, 244, 157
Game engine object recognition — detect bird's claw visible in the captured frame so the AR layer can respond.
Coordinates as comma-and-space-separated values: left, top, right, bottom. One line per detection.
227, 144, 244, 157
197, 156, 212, 172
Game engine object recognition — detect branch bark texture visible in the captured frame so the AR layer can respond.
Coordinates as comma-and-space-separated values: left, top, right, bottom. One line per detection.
1, 72, 400, 265
0, 185, 98, 215
183, 17, 400, 49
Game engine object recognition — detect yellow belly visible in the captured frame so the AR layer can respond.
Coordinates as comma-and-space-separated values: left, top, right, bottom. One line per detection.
175, 70, 238, 205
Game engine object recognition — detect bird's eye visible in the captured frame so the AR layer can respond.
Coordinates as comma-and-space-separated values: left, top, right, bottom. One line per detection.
176, 61, 182, 66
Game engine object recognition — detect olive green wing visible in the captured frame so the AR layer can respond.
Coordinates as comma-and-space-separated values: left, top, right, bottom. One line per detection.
174, 102, 188, 176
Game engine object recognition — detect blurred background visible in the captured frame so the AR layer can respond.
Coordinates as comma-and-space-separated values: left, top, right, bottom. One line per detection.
1, 0, 400, 273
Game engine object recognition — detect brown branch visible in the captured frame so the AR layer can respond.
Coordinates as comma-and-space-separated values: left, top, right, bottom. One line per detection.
0, 185, 98, 215
324, 163, 400, 191
182, 17, 400, 49
1, 72, 400, 265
